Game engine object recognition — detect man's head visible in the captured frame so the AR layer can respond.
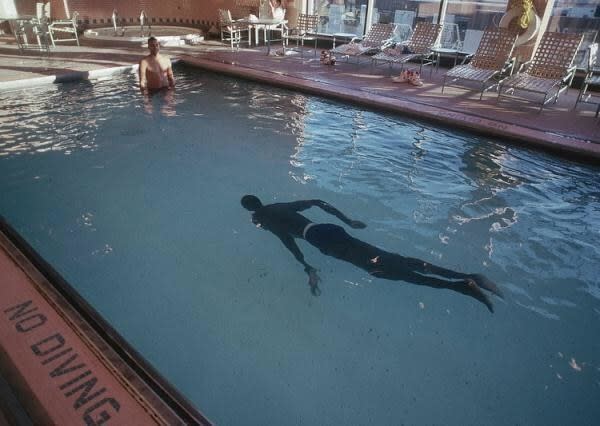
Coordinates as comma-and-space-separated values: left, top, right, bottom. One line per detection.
147, 37, 159, 56
241, 195, 262, 211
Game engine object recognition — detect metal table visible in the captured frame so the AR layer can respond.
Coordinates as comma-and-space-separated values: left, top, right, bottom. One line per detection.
238, 18, 287, 55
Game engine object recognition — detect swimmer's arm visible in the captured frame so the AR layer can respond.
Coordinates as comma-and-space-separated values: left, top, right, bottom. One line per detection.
167, 64, 175, 88
277, 233, 321, 294
290, 200, 366, 229
277, 233, 312, 271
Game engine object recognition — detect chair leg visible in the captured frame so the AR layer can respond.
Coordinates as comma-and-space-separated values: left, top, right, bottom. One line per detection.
575, 81, 588, 109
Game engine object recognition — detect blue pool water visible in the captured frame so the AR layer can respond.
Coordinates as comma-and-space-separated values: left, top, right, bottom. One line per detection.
1, 66, 599, 425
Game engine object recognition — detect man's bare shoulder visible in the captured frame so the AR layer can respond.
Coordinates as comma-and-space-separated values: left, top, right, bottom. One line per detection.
139, 55, 153, 65
157, 54, 172, 67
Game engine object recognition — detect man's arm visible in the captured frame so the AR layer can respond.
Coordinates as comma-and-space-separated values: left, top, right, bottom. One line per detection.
138, 60, 147, 90
166, 63, 175, 88
287, 200, 366, 229
276, 233, 321, 295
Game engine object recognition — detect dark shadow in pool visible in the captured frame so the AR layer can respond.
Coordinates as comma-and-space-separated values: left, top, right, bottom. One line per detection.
241, 195, 503, 313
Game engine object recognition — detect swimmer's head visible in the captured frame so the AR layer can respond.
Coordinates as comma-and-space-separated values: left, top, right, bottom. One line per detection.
241, 195, 262, 211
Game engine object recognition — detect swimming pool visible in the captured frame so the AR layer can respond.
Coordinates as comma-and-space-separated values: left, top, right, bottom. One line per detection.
1, 65, 599, 425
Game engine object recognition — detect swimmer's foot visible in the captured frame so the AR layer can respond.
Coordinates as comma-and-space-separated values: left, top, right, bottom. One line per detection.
457, 279, 494, 313
471, 274, 504, 299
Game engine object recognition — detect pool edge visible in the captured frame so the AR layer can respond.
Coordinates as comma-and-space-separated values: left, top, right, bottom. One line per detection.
0, 217, 212, 425
0, 65, 136, 91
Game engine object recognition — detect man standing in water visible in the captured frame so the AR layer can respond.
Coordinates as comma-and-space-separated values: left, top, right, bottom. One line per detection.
241, 195, 503, 312
139, 37, 175, 91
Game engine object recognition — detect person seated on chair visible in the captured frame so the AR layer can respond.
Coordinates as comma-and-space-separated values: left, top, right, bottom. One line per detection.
270, 0, 286, 20
139, 37, 175, 91
241, 195, 503, 313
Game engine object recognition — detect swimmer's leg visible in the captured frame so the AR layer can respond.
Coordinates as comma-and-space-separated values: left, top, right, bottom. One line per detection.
372, 268, 495, 313
405, 258, 503, 300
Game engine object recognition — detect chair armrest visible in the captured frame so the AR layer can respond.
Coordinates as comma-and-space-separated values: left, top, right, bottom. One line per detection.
459, 53, 474, 65
381, 39, 395, 50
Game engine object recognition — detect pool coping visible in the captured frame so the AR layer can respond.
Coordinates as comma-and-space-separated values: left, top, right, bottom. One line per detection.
0, 64, 136, 91
180, 54, 600, 163
0, 217, 212, 425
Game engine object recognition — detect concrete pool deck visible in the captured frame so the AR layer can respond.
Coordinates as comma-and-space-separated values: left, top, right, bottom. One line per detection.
0, 32, 599, 422
1, 35, 599, 162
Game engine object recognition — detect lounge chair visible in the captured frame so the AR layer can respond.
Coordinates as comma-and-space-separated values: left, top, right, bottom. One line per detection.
498, 31, 584, 111
218, 8, 252, 50
282, 14, 319, 57
441, 27, 517, 99
48, 11, 79, 46
10, 17, 51, 54
575, 43, 600, 117
331, 23, 395, 63
371, 22, 442, 74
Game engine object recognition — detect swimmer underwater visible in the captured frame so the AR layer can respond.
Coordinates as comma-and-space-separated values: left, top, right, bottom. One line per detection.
241, 195, 503, 312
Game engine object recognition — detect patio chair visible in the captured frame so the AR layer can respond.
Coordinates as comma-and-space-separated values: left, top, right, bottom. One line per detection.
371, 22, 442, 74
218, 8, 252, 50
10, 17, 51, 54
48, 11, 80, 46
231, 0, 258, 45
575, 42, 600, 117
331, 23, 396, 63
498, 31, 584, 111
441, 27, 517, 99
282, 13, 319, 57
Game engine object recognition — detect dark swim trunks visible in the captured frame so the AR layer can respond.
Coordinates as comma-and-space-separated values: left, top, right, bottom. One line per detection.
303, 223, 351, 254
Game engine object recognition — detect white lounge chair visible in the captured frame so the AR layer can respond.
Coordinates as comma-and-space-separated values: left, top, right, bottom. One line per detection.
498, 31, 584, 111
332, 23, 396, 63
442, 27, 517, 99
48, 11, 80, 46
282, 13, 319, 57
371, 22, 442, 74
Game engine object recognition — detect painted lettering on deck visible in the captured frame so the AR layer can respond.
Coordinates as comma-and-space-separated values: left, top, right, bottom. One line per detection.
3, 300, 121, 425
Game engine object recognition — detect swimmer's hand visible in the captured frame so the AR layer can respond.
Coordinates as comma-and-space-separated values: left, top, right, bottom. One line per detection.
349, 220, 366, 229
305, 267, 321, 296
